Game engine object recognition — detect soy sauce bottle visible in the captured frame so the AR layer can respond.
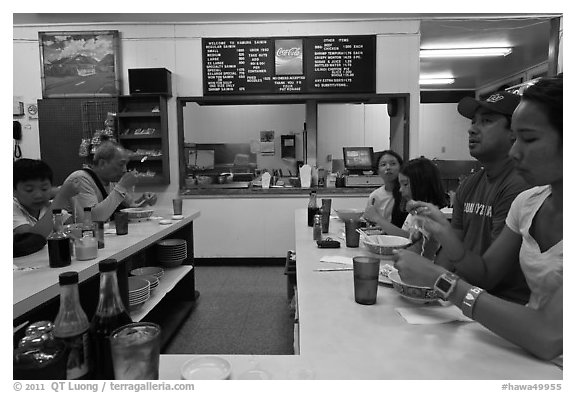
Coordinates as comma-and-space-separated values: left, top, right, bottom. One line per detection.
48, 209, 71, 268
53, 272, 92, 379
90, 259, 132, 380
307, 191, 319, 227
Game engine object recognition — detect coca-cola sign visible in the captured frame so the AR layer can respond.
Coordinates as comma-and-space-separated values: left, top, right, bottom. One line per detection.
276, 47, 302, 58
275, 39, 303, 76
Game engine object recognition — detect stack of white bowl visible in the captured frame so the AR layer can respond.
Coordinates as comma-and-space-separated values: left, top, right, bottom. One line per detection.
128, 277, 150, 311
139, 274, 159, 292
130, 267, 164, 281
156, 239, 187, 268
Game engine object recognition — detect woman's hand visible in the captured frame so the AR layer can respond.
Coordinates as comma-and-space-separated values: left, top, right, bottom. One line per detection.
363, 204, 383, 225
405, 200, 451, 238
393, 249, 446, 287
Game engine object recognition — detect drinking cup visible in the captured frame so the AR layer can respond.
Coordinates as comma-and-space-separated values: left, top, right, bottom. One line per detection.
115, 212, 129, 235
172, 198, 183, 215
344, 219, 361, 247
94, 221, 105, 249
352, 256, 380, 305
321, 199, 332, 233
110, 322, 161, 380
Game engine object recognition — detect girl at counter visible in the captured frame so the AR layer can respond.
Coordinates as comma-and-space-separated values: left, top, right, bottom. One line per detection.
363, 150, 407, 229
394, 77, 562, 361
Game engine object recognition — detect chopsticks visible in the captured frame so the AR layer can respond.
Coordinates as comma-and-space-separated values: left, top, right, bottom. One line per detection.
314, 267, 353, 272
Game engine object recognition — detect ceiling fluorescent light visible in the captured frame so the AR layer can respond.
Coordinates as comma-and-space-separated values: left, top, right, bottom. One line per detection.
419, 78, 455, 85
420, 48, 512, 58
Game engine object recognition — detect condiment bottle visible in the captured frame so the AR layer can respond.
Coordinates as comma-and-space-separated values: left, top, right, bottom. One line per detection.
307, 191, 318, 227
81, 207, 96, 238
90, 259, 132, 380
313, 214, 322, 241
48, 209, 71, 268
53, 271, 92, 379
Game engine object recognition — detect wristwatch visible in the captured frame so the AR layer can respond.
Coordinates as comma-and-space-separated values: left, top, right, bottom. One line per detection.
434, 272, 459, 300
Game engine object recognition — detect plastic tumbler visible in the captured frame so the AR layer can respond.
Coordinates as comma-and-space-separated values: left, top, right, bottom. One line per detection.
321, 199, 332, 233
353, 256, 380, 305
114, 212, 129, 235
110, 322, 161, 380
173, 198, 183, 215
344, 219, 361, 247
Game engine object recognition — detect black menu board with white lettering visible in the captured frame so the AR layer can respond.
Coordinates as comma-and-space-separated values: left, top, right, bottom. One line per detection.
202, 35, 375, 95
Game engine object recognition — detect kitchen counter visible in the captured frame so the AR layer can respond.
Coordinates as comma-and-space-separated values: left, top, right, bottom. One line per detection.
158, 209, 562, 380
181, 185, 377, 198
13, 206, 201, 328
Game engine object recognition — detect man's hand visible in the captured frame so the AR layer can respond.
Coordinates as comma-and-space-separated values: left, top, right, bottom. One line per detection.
117, 171, 138, 191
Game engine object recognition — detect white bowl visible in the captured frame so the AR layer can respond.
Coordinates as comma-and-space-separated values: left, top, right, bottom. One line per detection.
120, 207, 154, 221
334, 208, 364, 221
362, 234, 411, 255
180, 356, 232, 380
387, 271, 439, 303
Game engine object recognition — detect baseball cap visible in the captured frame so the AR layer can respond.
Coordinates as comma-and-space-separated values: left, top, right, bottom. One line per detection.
457, 91, 521, 119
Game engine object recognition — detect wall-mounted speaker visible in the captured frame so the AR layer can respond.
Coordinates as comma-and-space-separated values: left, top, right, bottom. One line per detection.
128, 68, 172, 97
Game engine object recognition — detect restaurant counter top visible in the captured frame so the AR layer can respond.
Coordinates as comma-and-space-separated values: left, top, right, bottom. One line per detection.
180, 185, 376, 198
158, 209, 561, 380
13, 206, 201, 321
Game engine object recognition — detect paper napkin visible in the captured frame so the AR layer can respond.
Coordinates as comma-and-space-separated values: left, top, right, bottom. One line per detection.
395, 304, 473, 325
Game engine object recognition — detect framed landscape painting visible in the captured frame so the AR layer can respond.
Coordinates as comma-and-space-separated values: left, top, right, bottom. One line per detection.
39, 30, 120, 98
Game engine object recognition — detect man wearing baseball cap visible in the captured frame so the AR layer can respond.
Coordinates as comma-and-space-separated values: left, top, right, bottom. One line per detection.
435, 91, 530, 304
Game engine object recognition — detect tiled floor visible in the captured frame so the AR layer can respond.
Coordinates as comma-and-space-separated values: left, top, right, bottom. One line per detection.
165, 265, 295, 355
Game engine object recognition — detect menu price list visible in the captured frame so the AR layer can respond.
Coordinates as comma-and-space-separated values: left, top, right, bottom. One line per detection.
202, 35, 375, 95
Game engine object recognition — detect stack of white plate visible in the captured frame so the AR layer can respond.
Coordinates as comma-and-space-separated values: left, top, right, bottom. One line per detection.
130, 267, 164, 281
139, 274, 159, 292
156, 239, 187, 268
128, 277, 150, 311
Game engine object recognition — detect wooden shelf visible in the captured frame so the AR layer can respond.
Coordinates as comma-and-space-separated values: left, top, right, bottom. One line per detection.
118, 95, 170, 185
119, 134, 161, 140
130, 265, 193, 322
129, 156, 163, 161
118, 111, 161, 118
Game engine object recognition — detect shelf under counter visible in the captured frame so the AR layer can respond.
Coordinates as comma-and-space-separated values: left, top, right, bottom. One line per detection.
130, 265, 193, 322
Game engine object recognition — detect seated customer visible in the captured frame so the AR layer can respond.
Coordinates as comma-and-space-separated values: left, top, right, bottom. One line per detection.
13, 159, 79, 256
13, 159, 79, 236
397, 157, 448, 259
395, 77, 562, 361
363, 150, 407, 229
64, 139, 157, 222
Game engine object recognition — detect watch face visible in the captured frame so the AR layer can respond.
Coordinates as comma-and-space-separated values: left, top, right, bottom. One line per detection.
436, 278, 452, 292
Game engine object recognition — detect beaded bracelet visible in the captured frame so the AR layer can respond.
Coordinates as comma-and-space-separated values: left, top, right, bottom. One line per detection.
461, 286, 484, 319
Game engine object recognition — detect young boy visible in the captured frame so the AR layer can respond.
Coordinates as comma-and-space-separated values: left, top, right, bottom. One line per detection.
13, 159, 79, 238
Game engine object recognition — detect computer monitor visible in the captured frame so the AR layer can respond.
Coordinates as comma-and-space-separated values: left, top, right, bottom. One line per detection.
342, 147, 374, 173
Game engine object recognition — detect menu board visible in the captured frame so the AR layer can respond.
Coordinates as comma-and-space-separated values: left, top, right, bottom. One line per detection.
203, 35, 375, 95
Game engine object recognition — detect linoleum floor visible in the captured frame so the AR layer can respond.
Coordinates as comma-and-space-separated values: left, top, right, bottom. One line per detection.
165, 265, 295, 355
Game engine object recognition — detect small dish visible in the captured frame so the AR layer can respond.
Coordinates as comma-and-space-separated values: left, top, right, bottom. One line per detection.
159, 219, 172, 225
180, 356, 232, 380
171, 215, 184, 220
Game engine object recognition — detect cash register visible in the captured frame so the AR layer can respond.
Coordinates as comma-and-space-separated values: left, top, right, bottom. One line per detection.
342, 146, 385, 187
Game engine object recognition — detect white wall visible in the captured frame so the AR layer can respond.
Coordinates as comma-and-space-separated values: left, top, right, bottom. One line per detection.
317, 103, 390, 170
418, 103, 472, 160
187, 196, 367, 258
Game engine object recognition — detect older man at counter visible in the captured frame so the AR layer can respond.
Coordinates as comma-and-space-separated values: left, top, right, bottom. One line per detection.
64, 139, 157, 222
